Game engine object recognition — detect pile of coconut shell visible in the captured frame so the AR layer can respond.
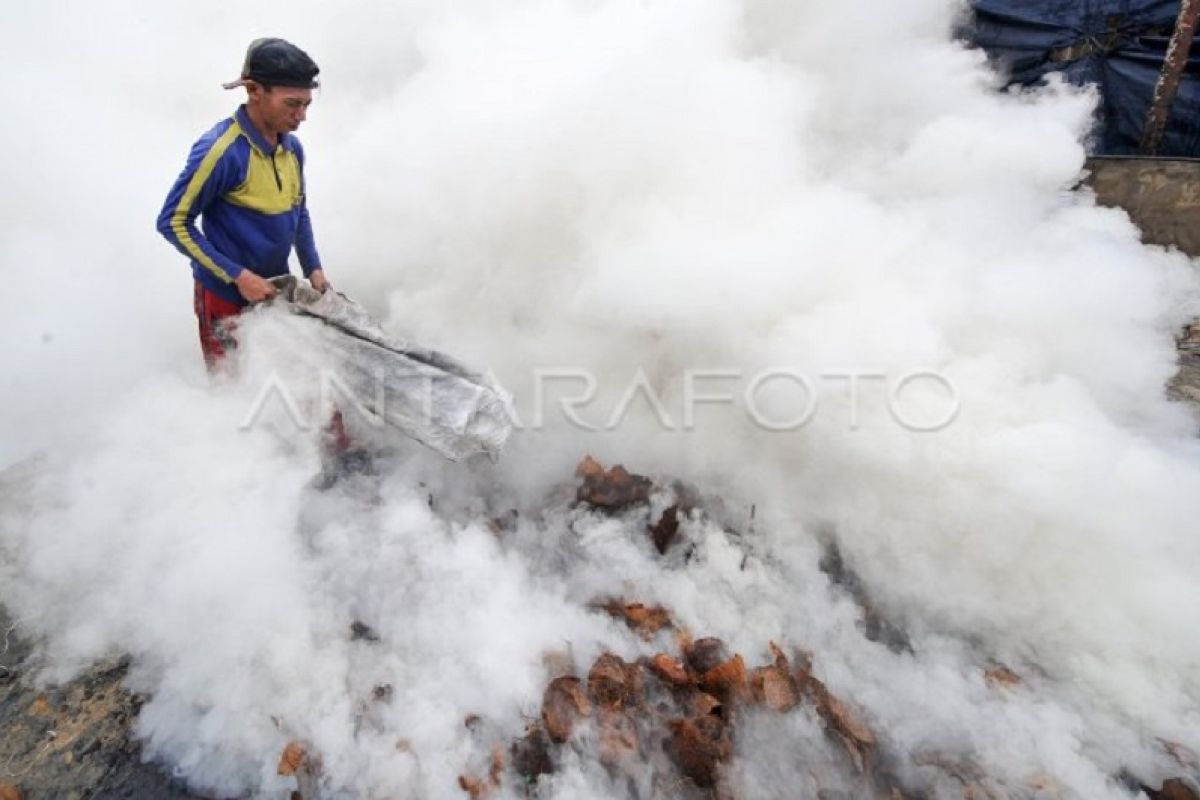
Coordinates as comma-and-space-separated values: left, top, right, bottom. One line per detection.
456, 457, 892, 799
457, 628, 884, 799
271, 457, 1200, 800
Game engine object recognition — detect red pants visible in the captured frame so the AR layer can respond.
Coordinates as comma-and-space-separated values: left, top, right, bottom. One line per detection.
194, 280, 350, 452
193, 280, 242, 370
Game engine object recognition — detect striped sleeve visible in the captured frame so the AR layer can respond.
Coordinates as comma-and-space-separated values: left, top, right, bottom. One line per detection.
156, 124, 245, 283
292, 139, 322, 275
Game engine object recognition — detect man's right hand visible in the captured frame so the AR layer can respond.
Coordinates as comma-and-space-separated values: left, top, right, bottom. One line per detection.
234, 270, 277, 303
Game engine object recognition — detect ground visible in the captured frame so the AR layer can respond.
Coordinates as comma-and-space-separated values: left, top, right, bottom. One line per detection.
0, 606, 199, 800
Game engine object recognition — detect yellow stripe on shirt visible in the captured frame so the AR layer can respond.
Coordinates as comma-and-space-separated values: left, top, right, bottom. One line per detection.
169, 124, 243, 283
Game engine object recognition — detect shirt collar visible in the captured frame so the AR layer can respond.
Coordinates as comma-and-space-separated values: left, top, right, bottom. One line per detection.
235, 105, 292, 154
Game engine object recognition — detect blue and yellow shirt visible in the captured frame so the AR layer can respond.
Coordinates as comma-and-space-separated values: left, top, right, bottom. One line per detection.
157, 105, 321, 307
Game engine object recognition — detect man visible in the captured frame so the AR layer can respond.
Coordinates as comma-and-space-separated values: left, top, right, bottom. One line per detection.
157, 37, 330, 369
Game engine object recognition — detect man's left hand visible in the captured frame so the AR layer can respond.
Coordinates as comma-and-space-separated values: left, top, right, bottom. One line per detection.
309, 269, 331, 293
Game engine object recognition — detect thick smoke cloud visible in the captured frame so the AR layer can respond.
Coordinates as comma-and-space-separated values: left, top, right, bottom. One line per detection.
2, 1, 1199, 798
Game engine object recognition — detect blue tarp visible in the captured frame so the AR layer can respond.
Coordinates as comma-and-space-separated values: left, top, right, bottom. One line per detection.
967, 1, 1200, 156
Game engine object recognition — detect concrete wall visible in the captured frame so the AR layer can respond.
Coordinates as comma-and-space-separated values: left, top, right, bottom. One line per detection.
1085, 156, 1200, 257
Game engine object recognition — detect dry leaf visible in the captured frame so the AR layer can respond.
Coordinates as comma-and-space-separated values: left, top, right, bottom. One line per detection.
0, 784, 24, 800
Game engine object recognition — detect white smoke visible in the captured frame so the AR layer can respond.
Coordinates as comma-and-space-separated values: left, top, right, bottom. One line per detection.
2, 0, 1199, 798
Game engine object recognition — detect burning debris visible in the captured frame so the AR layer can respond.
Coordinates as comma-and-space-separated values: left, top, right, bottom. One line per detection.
449, 458, 1200, 799
747, 643, 800, 713
818, 542, 911, 654
648, 653, 694, 688
6, 458, 1200, 799
349, 620, 381, 643
510, 724, 555, 783
575, 456, 654, 511
276, 740, 309, 776
595, 600, 676, 640
457, 620, 889, 798
277, 739, 322, 799
457, 746, 505, 799
574, 455, 695, 561
541, 675, 592, 743
648, 504, 682, 555
984, 665, 1023, 689
1145, 778, 1200, 800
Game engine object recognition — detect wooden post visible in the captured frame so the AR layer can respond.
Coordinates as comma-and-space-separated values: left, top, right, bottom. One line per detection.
1140, 0, 1200, 155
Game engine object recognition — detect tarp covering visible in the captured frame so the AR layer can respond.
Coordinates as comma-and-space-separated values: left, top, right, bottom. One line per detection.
967, 1, 1200, 156
254, 276, 513, 462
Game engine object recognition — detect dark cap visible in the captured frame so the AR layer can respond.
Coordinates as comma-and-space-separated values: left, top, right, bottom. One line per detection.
222, 37, 319, 90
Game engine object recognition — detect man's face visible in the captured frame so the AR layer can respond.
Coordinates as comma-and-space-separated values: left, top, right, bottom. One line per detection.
250, 84, 313, 136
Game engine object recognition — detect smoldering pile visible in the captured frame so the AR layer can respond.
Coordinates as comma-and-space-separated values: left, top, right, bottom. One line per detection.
265, 458, 1200, 800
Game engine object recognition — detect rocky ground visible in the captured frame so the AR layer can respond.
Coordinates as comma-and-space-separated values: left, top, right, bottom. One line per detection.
0, 606, 200, 800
